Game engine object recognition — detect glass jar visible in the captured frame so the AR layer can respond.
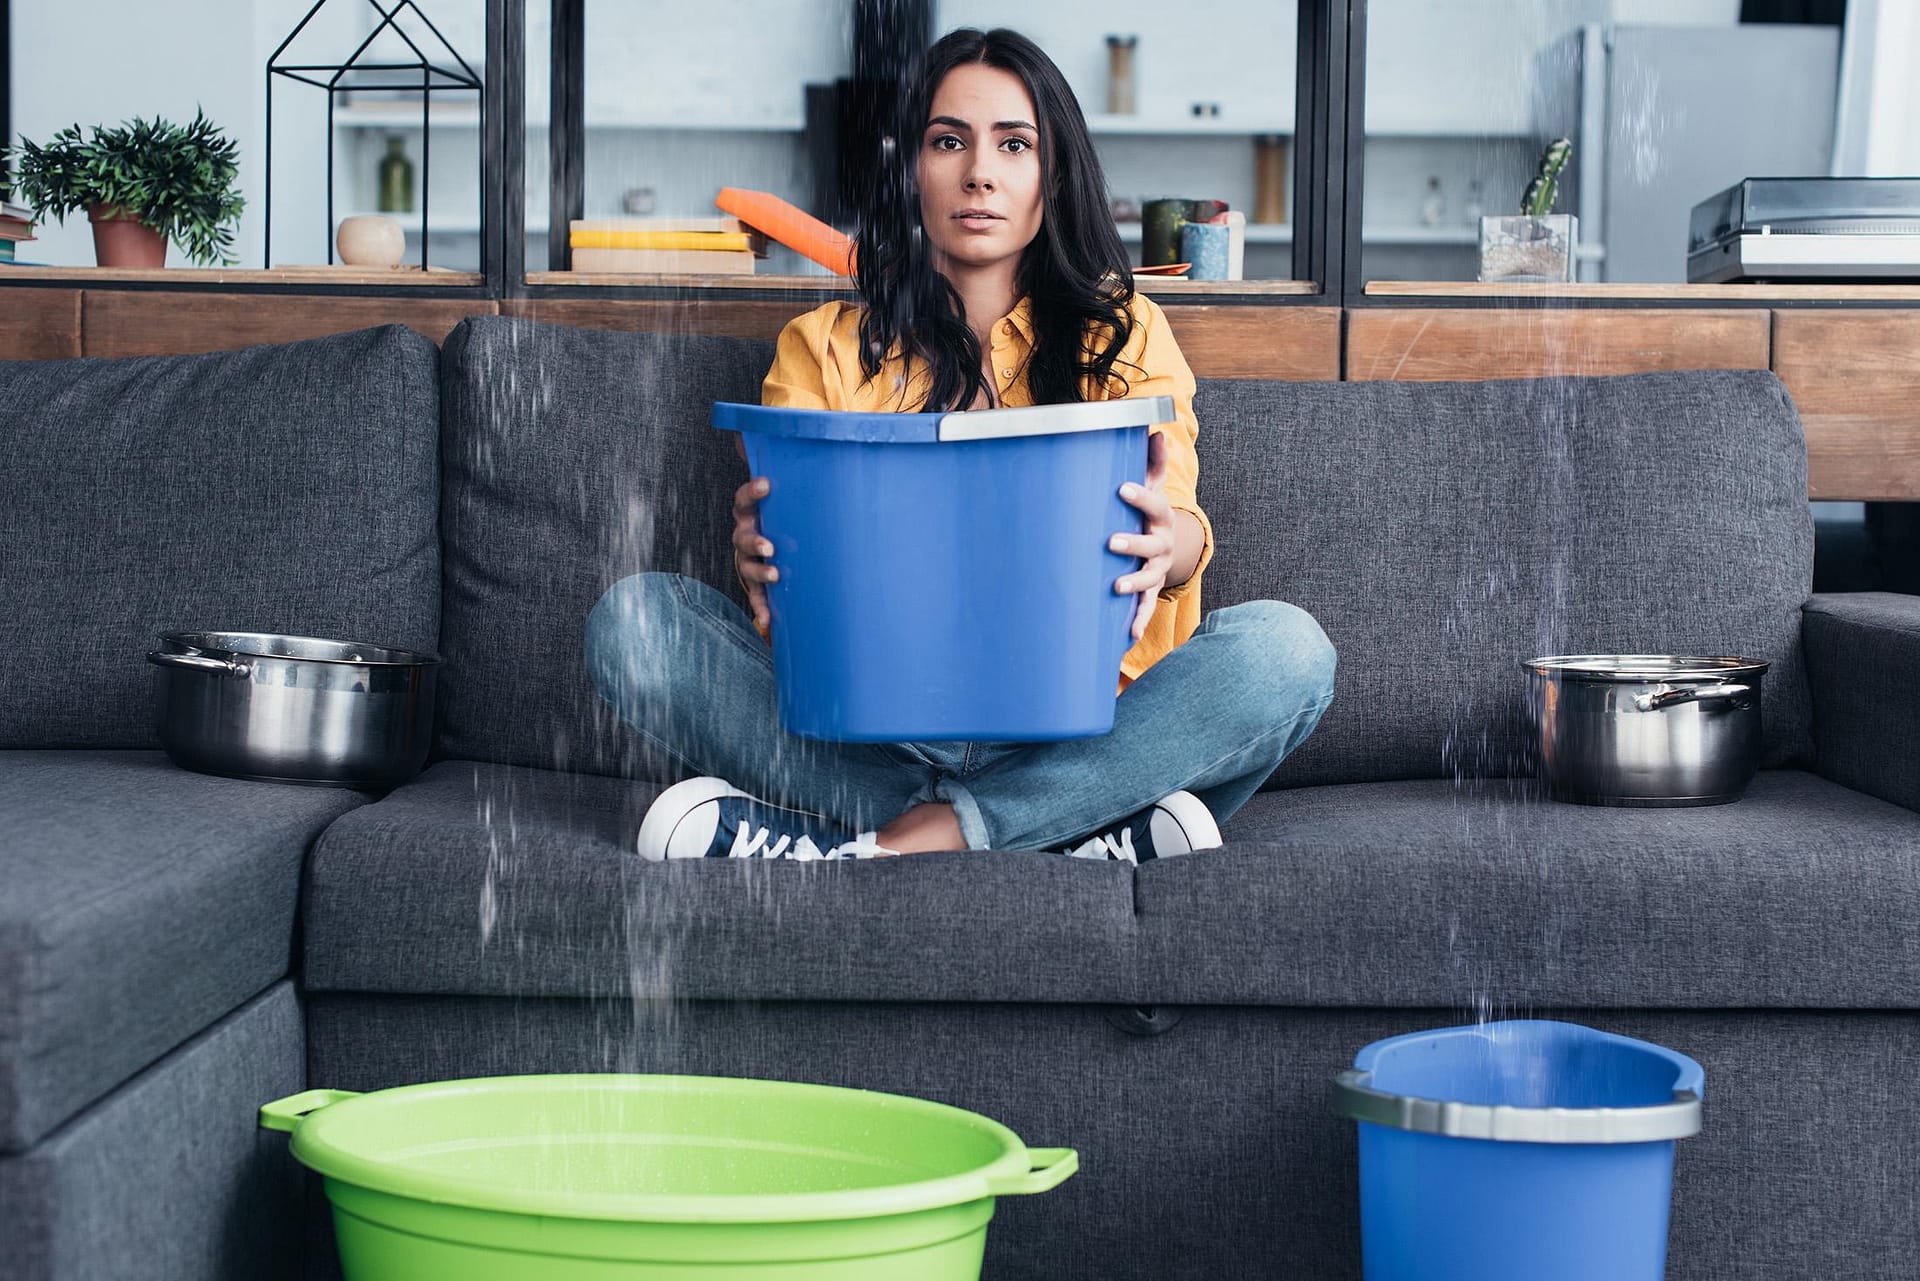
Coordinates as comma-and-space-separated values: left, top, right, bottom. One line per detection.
377, 136, 413, 214
1106, 35, 1137, 116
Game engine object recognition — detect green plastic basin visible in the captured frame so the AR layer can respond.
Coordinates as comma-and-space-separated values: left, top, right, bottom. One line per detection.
260, 1074, 1077, 1279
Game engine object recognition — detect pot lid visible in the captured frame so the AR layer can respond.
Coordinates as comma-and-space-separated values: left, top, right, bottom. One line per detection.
158, 630, 439, 667
1523, 654, 1769, 682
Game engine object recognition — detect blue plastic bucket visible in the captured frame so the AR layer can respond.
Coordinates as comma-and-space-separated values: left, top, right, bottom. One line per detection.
1332, 1020, 1704, 1281
714, 398, 1173, 742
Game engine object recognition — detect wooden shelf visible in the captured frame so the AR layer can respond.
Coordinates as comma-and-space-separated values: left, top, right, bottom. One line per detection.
1368, 280, 1920, 300
332, 107, 1533, 140
1365, 124, 1536, 139
331, 106, 803, 131
1134, 279, 1319, 296
1084, 114, 1290, 136
0, 265, 484, 287
528, 272, 854, 290
527, 272, 1317, 297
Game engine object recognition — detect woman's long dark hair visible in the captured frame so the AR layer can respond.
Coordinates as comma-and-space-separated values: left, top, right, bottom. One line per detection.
853, 27, 1138, 412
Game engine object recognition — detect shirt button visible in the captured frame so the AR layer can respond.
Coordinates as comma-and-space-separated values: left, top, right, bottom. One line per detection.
1002, 368, 1015, 379
1002, 321, 1015, 335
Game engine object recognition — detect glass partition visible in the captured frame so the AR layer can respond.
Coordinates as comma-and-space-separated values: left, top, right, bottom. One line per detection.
323, 0, 488, 271
1359, 0, 1857, 285
939, 0, 1301, 281
545, 0, 1301, 281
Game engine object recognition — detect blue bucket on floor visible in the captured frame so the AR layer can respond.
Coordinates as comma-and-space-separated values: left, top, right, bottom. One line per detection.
1332, 1020, 1704, 1281
714, 398, 1172, 742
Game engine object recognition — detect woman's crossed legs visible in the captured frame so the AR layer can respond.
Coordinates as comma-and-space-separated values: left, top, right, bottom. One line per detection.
584, 572, 1334, 856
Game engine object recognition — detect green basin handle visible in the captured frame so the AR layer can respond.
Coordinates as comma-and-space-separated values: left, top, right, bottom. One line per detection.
988, 1147, 1079, 1196
259, 1088, 361, 1133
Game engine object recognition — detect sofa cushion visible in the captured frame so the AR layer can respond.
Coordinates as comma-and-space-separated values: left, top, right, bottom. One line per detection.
0, 325, 441, 749
0, 982, 303, 1281
436, 316, 766, 776
304, 998, 1920, 1281
302, 761, 1916, 1010
1803, 591, 1920, 813
0, 752, 364, 1151
1193, 370, 1814, 786
1139, 768, 1920, 1007
303, 761, 1139, 1002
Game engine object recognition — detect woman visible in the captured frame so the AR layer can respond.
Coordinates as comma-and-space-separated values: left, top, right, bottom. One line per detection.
586, 27, 1335, 862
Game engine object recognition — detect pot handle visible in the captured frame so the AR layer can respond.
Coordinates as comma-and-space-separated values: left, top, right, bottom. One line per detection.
148, 651, 252, 678
986, 1147, 1079, 1196
260, 1089, 361, 1133
1634, 683, 1750, 712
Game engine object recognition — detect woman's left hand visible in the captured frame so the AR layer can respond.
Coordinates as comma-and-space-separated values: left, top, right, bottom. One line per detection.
1112, 432, 1174, 641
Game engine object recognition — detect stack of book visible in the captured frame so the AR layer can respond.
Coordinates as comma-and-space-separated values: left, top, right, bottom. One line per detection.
568, 217, 767, 274
0, 200, 38, 263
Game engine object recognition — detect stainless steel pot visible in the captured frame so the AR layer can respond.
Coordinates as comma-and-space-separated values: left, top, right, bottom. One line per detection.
1524, 654, 1768, 807
148, 631, 439, 789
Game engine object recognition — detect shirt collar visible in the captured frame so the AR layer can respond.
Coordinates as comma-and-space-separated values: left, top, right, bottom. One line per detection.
994, 297, 1035, 344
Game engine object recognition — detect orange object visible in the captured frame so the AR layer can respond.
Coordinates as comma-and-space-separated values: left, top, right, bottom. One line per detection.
715, 188, 856, 276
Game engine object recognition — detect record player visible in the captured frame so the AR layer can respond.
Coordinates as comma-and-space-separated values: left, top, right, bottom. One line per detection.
1687, 178, 1920, 283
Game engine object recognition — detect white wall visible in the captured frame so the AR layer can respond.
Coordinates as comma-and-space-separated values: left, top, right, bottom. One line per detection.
8, 0, 390, 267
13, 0, 1856, 278
1834, 0, 1920, 175
1365, 0, 1741, 135
936, 0, 1296, 127
585, 0, 845, 126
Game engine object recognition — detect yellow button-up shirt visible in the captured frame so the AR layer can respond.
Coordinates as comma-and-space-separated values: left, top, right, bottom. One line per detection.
761, 292, 1215, 687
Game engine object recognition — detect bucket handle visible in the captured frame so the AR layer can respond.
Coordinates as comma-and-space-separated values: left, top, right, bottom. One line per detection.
260, 1088, 361, 1133
987, 1147, 1079, 1196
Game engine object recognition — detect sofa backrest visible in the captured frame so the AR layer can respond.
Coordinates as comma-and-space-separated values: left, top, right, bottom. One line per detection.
1195, 370, 1814, 786
434, 316, 766, 776
436, 318, 1814, 787
0, 325, 442, 749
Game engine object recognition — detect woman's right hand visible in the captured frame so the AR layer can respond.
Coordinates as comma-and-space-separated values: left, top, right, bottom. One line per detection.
732, 475, 777, 633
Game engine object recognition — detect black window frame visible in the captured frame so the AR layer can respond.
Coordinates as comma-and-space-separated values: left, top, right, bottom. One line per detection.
0, 0, 1350, 305
528, 0, 1352, 305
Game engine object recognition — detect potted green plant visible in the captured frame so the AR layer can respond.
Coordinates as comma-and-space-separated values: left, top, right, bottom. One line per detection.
1478, 138, 1577, 283
7, 109, 243, 268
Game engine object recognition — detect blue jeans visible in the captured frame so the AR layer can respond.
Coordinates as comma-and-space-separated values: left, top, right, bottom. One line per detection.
584, 572, 1336, 851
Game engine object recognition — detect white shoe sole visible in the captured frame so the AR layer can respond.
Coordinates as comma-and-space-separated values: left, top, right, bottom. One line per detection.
1150, 790, 1224, 855
636, 776, 742, 861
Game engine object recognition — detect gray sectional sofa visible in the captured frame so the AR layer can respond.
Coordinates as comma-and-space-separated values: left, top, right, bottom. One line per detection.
3, 316, 1916, 1281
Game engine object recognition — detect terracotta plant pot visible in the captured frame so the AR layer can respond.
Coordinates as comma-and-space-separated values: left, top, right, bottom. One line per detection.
88, 204, 167, 268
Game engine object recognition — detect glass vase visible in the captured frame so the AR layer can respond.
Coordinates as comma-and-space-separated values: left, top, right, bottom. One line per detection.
1478, 214, 1577, 283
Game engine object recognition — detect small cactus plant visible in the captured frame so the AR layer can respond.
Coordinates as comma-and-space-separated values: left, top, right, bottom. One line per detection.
1521, 138, 1573, 217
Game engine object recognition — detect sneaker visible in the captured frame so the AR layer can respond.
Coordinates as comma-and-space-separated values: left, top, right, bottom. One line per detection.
636, 776, 894, 862
1059, 791, 1223, 864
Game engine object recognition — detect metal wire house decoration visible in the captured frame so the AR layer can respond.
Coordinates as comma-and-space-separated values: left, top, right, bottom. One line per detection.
265, 0, 483, 269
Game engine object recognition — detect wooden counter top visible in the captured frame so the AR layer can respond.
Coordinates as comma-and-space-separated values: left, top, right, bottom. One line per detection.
0, 266, 486, 287
2, 274, 1913, 501
527, 272, 1320, 297
1367, 280, 1920, 302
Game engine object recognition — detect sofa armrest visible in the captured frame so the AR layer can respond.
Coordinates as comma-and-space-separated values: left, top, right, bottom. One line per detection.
1802, 593, 1920, 813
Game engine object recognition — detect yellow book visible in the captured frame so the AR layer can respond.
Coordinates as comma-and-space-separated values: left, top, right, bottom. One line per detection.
570, 230, 754, 252
571, 216, 745, 234
570, 247, 757, 275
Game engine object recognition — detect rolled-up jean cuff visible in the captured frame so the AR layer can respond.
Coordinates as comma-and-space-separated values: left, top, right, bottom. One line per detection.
913, 776, 992, 850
